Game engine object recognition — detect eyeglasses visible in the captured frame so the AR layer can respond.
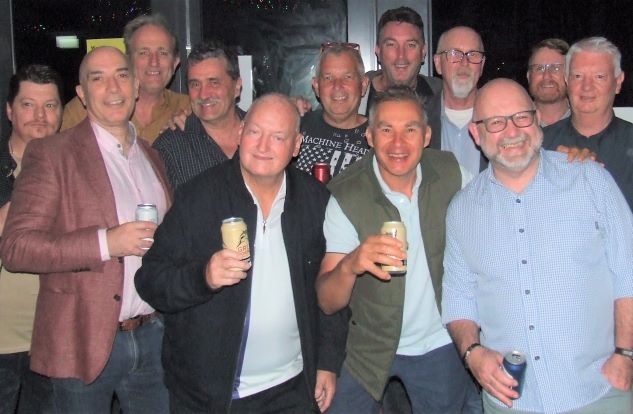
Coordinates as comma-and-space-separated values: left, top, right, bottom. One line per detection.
473, 110, 537, 133
320, 42, 360, 53
528, 63, 564, 74
437, 49, 485, 64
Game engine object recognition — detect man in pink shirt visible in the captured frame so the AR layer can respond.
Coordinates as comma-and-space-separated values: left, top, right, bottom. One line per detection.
1, 46, 171, 412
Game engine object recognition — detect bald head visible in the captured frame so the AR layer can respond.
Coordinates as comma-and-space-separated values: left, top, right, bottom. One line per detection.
78, 46, 132, 85
238, 93, 303, 184
473, 78, 534, 121
75, 46, 138, 131
436, 26, 483, 53
244, 93, 301, 133
469, 78, 542, 180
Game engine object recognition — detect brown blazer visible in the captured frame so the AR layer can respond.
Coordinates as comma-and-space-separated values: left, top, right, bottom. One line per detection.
0, 119, 172, 383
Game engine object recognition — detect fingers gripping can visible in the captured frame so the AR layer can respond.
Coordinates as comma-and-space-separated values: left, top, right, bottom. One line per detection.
221, 217, 251, 264
380, 221, 407, 276
502, 350, 527, 398
135, 203, 158, 223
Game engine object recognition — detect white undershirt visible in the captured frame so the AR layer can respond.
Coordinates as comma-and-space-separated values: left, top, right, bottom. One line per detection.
237, 175, 303, 398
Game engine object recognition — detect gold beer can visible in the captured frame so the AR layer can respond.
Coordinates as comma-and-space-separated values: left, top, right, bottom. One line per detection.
221, 217, 251, 264
380, 221, 407, 276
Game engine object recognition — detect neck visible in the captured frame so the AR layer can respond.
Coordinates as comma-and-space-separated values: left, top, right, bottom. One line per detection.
571, 110, 613, 137
374, 73, 417, 92
535, 99, 569, 126
492, 156, 540, 194
202, 110, 241, 158
242, 170, 284, 219
8, 134, 27, 161
137, 88, 164, 106
443, 89, 477, 110
98, 121, 132, 153
322, 112, 366, 129
380, 170, 416, 199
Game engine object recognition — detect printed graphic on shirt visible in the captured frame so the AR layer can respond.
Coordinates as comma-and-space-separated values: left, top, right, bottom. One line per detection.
294, 110, 369, 177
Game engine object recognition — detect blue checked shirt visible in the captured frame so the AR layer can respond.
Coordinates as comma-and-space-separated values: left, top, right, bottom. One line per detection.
442, 150, 633, 413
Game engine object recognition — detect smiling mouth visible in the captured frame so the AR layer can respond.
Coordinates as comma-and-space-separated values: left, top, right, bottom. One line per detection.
106, 98, 125, 106
500, 137, 526, 149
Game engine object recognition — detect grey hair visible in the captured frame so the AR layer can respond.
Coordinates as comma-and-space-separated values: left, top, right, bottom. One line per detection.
566, 36, 622, 77
368, 85, 427, 127
123, 14, 179, 56
315, 46, 365, 79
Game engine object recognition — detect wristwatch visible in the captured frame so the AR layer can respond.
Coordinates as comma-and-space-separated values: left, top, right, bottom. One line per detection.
614, 347, 633, 360
462, 342, 482, 368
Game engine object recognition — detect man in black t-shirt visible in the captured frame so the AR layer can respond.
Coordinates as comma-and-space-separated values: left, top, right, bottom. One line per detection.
294, 44, 370, 177
543, 37, 633, 211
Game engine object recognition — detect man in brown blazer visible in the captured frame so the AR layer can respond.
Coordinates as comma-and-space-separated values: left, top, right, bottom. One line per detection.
1, 46, 171, 413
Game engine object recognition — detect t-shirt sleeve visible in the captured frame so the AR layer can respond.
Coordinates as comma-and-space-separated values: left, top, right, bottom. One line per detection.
323, 195, 360, 254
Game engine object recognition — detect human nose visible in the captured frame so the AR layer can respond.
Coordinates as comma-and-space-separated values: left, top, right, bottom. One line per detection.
106, 76, 121, 93
257, 134, 271, 152
149, 51, 159, 67
33, 104, 46, 120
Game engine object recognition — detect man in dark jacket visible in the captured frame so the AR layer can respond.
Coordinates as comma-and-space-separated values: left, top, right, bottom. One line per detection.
136, 93, 347, 413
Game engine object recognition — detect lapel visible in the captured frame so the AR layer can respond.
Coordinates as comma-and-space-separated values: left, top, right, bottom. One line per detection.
70, 119, 119, 229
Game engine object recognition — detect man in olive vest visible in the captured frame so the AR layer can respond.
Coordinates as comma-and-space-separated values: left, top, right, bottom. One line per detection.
316, 85, 478, 413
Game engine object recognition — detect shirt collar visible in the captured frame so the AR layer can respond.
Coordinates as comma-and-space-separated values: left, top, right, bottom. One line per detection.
484, 148, 556, 191
372, 154, 422, 198
92, 120, 138, 156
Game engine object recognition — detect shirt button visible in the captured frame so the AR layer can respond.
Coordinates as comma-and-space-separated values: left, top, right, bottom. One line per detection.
529, 325, 534, 330
525, 290, 530, 295
516, 199, 521, 203
534, 356, 540, 361
519, 228, 524, 233
521, 259, 527, 264
113, 294, 121, 302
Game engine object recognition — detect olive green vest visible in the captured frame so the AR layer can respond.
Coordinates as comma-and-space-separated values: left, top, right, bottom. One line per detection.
328, 149, 461, 400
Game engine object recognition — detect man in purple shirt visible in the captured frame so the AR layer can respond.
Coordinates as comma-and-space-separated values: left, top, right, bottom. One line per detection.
1, 46, 171, 412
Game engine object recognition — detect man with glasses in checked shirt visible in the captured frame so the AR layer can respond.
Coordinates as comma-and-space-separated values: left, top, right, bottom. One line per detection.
443, 78, 633, 414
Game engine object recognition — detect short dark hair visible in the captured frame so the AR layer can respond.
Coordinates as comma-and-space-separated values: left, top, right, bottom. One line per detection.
529, 38, 569, 63
187, 40, 240, 81
377, 6, 424, 45
368, 85, 426, 127
7, 64, 63, 106
123, 14, 179, 56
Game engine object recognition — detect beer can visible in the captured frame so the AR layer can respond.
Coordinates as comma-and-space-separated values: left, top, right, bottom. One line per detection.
221, 217, 251, 265
136, 203, 158, 223
312, 163, 331, 184
502, 350, 526, 398
380, 221, 407, 276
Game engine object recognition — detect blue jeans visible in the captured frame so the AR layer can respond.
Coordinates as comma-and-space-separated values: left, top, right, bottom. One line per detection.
0, 351, 53, 414
329, 343, 475, 414
50, 317, 169, 414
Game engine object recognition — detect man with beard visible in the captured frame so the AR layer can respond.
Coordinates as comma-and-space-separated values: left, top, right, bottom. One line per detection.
443, 78, 633, 413
543, 37, 633, 212
431, 26, 487, 176
527, 38, 570, 127
153, 40, 245, 191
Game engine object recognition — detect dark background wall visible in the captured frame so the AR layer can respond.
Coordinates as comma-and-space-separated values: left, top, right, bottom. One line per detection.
432, 0, 633, 105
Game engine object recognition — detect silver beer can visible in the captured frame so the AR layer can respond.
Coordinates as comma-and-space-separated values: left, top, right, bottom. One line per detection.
136, 203, 158, 223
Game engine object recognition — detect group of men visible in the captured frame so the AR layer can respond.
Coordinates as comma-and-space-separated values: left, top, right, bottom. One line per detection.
0, 5, 632, 414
